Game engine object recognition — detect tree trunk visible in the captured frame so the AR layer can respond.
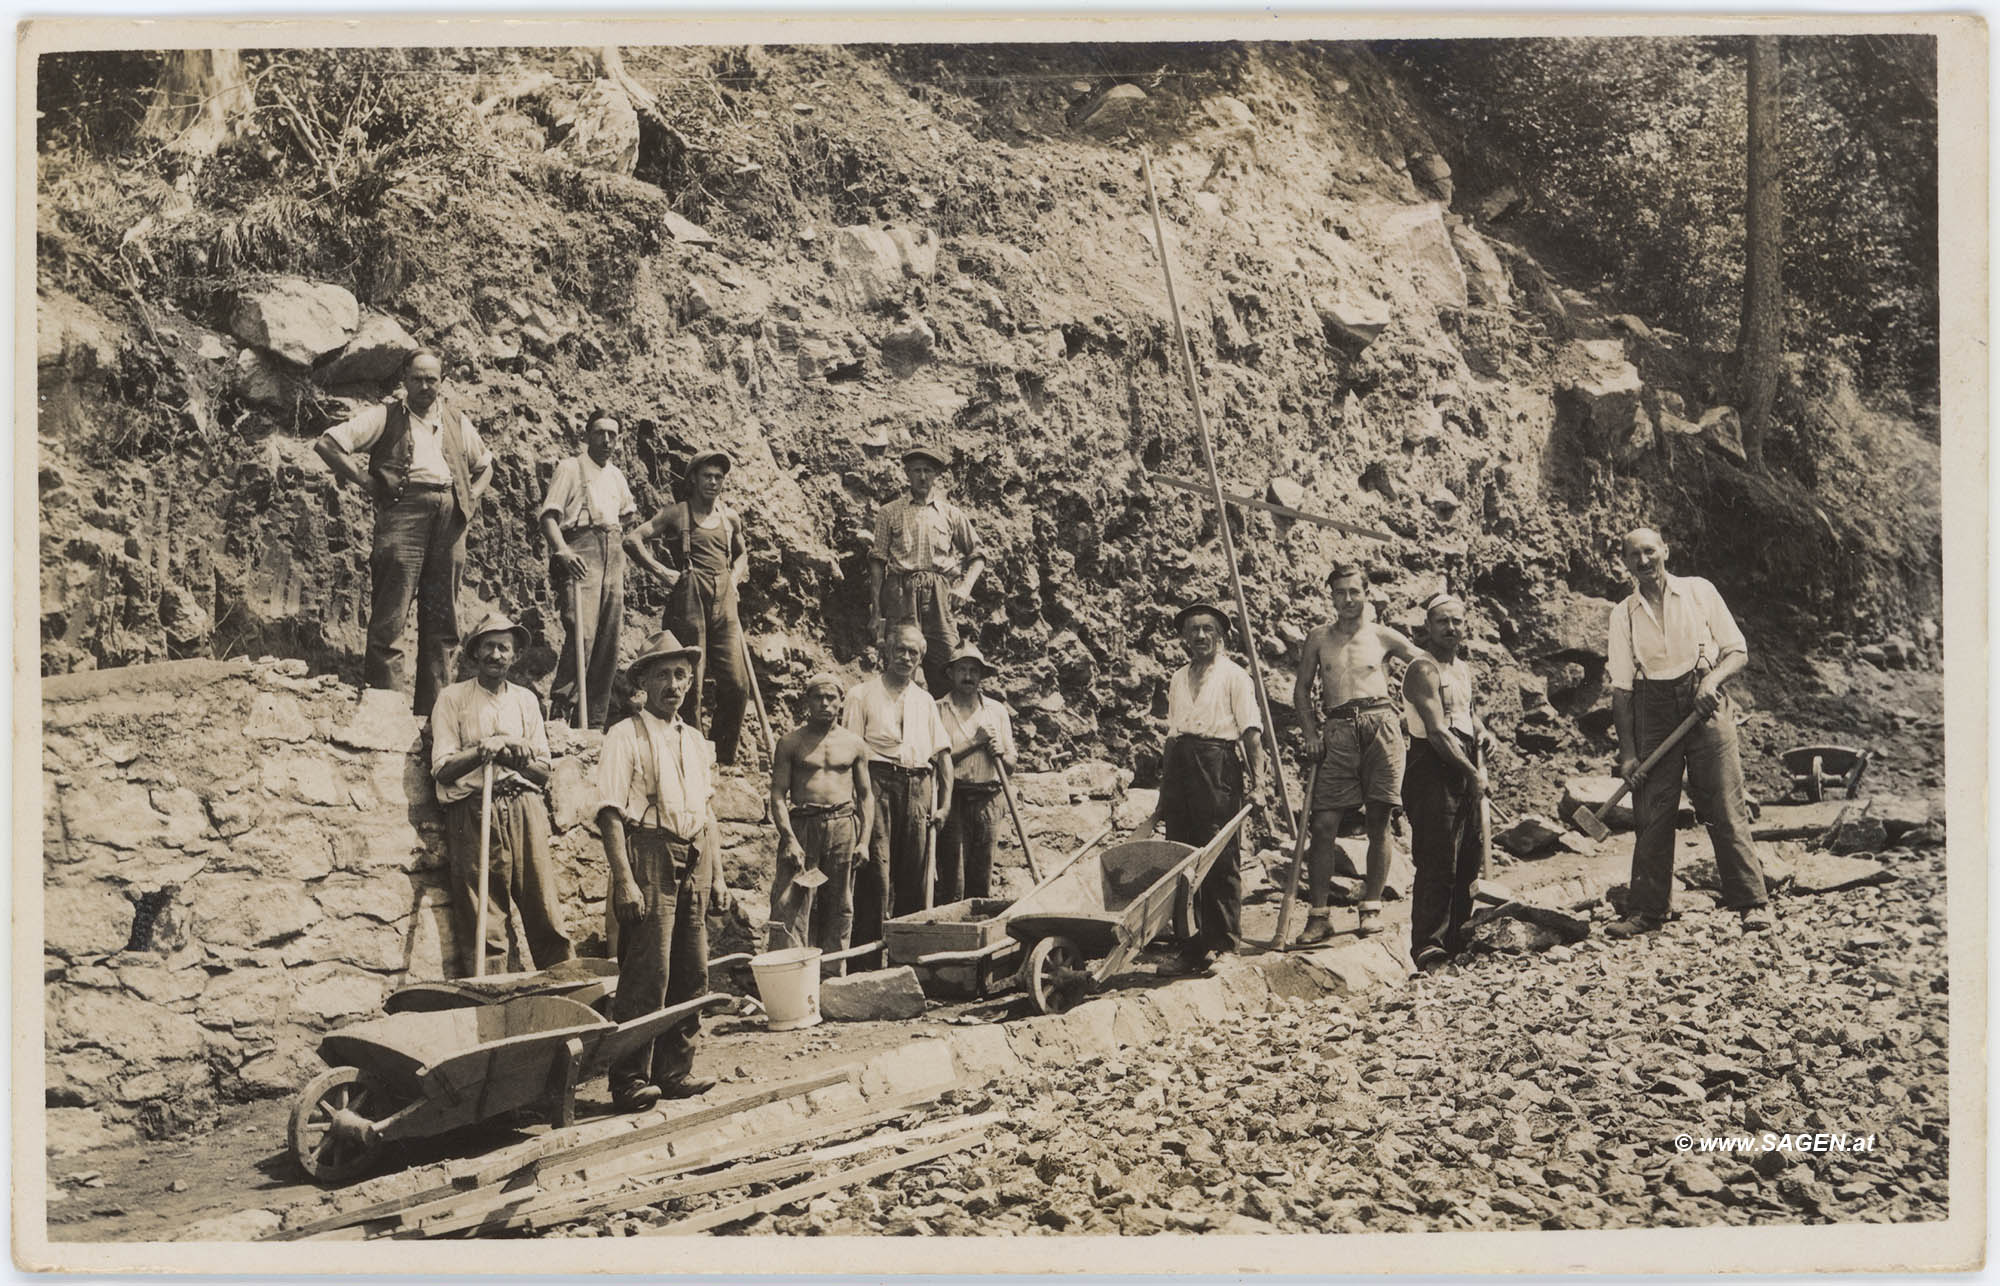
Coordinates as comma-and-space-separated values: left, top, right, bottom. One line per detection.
1737, 35, 1783, 468
140, 50, 253, 160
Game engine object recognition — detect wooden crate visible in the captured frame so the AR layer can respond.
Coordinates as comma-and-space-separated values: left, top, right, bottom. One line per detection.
883, 898, 1014, 963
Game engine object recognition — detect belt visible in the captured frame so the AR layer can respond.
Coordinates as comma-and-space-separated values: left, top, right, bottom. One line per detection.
1322, 698, 1397, 720
1175, 734, 1241, 747
561, 524, 619, 540
955, 779, 1004, 796
788, 801, 855, 819
404, 481, 453, 493
869, 761, 933, 778
628, 822, 703, 846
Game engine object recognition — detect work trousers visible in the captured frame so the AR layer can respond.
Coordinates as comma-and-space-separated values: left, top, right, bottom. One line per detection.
1404, 735, 1483, 957
937, 781, 1002, 904
610, 827, 710, 1090
878, 569, 958, 694
770, 805, 858, 953
1629, 676, 1769, 918
366, 488, 465, 716
549, 529, 625, 731
858, 764, 933, 950
1160, 736, 1243, 954
665, 573, 748, 766
442, 789, 573, 978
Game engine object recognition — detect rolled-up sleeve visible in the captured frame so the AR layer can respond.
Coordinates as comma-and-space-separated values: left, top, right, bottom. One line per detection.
1229, 667, 1263, 735
596, 723, 637, 820
537, 457, 581, 524
871, 504, 895, 564
523, 690, 551, 760
1698, 578, 1747, 660
322, 403, 388, 454
951, 507, 979, 562
429, 689, 463, 780
1607, 601, 1635, 691
462, 417, 494, 474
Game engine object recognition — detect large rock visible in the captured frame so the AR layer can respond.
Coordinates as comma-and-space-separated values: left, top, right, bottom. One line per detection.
819, 966, 927, 1021
1537, 592, 1621, 662
1448, 224, 1512, 309
50, 990, 208, 1064
1699, 407, 1746, 462
231, 347, 308, 412
1076, 83, 1147, 136
187, 873, 321, 947
229, 277, 359, 367
1315, 293, 1392, 348
1374, 203, 1467, 310
1493, 814, 1565, 858
1825, 813, 1888, 855
1557, 340, 1645, 459
1558, 776, 1637, 831
321, 311, 419, 385
560, 79, 640, 175
828, 225, 937, 311
44, 882, 136, 960
1788, 851, 1895, 895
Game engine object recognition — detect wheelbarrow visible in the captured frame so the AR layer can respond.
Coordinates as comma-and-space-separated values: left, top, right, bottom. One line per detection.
287, 990, 730, 1184
1782, 744, 1872, 803
1006, 807, 1251, 1015
381, 957, 622, 1015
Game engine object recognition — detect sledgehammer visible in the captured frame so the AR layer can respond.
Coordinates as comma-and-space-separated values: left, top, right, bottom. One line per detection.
1569, 706, 1708, 841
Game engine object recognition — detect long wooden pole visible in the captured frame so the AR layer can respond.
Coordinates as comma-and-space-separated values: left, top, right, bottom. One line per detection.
570, 578, 589, 730
1145, 471, 1395, 542
473, 761, 494, 978
1268, 757, 1322, 949
1140, 151, 1297, 839
994, 762, 1046, 883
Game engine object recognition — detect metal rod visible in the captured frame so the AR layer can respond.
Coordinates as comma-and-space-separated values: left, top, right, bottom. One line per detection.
1146, 471, 1394, 542
1140, 151, 1298, 839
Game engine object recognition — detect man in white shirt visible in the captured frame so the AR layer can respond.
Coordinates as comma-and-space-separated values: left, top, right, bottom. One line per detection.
868, 443, 985, 694
596, 630, 728, 1111
429, 612, 571, 978
842, 624, 954, 951
539, 411, 638, 730
1604, 528, 1773, 938
316, 350, 495, 715
1141, 602, 1264, 971
937, 643, 1016, 903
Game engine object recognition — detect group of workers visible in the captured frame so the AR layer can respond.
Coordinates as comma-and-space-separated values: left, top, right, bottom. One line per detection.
316, 350, 1775, 1111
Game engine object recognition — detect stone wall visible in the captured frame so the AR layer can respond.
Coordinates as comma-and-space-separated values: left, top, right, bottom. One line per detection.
40, 657, 1131, 1150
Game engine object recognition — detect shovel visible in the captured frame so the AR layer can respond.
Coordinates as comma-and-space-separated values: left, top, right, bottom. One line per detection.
473, 760, 494, 978
1570, 706, 1707, 840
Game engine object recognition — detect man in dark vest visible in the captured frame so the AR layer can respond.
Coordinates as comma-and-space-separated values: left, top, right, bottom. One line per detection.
316, 350, 495, 715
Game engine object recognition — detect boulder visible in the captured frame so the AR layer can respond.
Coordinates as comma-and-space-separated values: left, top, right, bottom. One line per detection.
320, 311, 419, 385
1557, 340, 1645, 460
229, 277, 359, 366
1374, 203, 1467, 310
1788, 851, 1895, 895
560, 79, 640, 175
1699, 407, 1746, 462
713, 772, 767, 824
829, 225, 915, 311
1012, 772, 1074, 808
819, 966, 927, 1021
1315, 293, 1391, 348
1493, 814, 1565, 858
1559, 776, 1636, 831
1825, 813, 1889, 855
231, 347, 308, 412
1076, 83, 1147, 136
1448, 224, 1512, 309
880, 315, 936, 364
1064, 759, 1128, 799
885, 226, 939, 280
1538, 592, 1621, 662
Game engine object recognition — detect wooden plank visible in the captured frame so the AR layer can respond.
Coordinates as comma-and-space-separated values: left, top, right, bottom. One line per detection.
644, 1133, 990, 1236
1145, 470, 1395, 542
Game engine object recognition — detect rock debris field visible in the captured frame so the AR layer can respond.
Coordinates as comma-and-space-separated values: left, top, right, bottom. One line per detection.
546, 844, 1946, 1238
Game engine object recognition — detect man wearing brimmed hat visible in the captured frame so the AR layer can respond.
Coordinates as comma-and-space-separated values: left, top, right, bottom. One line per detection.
429, 611, 572, 978
937, 642, 1016, 903
626, 448, 751, 765
868, 441, 984, 694
595, 629, 728, 1111
768, 673, 875, 955
539, 409, 639, 730
1402, 590, 1493, 969
1140, 600, 1264, 972
317, 350, 496, 716
843, 624, 955, 950
1292, 561, 1423, 943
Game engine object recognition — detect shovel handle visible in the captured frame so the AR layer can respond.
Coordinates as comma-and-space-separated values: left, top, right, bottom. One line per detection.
995, 762, 1045, 884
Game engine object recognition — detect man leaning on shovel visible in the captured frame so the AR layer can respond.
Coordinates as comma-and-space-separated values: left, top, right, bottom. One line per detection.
1602, 527, 1774, 939
539, 410, 638, 731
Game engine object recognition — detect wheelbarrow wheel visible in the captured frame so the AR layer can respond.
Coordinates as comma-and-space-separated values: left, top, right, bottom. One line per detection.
290, 1066, 389, 1184
1023, 936, 1091, 1016
1806, 754, 1825, 804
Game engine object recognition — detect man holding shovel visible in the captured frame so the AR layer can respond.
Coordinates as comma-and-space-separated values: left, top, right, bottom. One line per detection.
843, 625, 954, 950
937, 643, 1017, 903
429, 612, 572, 978
768, 674, 875, 954
1603, 528, 1773, 939
539, 411, 638, 730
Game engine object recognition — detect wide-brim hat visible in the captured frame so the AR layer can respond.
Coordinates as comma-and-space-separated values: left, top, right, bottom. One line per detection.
686, 448, 733, 477
462, 611, 529, 655
1173, 601, 1233, 636
946, 643, 997, 677
627, 629, 701, 681
902, 441, 950, 469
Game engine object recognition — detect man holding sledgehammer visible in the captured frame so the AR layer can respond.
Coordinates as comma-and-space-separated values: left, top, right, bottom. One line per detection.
1602, 528, 1774, 939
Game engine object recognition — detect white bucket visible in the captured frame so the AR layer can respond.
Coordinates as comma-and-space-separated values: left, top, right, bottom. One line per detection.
749, 946, 823, 1031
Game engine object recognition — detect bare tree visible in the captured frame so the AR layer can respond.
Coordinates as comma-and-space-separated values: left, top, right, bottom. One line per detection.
1737, 35, 1783, 468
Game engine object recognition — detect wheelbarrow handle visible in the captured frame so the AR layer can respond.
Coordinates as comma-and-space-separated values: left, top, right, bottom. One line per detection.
593, 992, 733, 1072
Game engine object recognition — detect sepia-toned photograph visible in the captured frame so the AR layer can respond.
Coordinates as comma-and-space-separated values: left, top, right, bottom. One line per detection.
18, 13, 1984, 1275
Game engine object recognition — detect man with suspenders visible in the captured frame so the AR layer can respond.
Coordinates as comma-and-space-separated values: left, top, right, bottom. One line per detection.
538, 411, 638, 730
626, 449, 751, 764
1401, 591, 1491, 970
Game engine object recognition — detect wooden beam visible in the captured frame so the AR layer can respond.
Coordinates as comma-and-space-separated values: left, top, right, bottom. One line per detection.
643, 1133, 991, 1237
1146, 471, 1395, 543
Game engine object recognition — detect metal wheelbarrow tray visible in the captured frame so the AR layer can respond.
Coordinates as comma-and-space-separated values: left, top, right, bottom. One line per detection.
288, 989, 729, 1184
1005, 806, 1251, 1015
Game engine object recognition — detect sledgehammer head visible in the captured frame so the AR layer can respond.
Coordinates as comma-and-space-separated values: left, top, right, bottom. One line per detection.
1569, 805, 1611, 842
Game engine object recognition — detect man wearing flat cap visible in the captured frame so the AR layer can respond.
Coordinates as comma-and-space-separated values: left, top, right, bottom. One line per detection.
768, 673, 875, 955
1140, 601, 1264, 972
539, 410, 638, 730
429, 611, 572, 978
869, 442, 985, 694
627, 448, 751, 765
937, 643, 1016, 904
843, 624, 955, 951
596, 630, 727, 1111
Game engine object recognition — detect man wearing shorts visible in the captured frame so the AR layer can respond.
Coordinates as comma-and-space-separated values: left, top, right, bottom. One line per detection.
1292, 562, 1421, 943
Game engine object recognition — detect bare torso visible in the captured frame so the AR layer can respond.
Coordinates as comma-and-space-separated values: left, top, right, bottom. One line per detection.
1303, 621, 1400, 708
780, 725, 867, 807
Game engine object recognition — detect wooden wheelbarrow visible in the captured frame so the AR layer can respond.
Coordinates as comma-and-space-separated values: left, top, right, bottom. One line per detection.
1006, 808, 1251, 1015
1781, 745, 1871, 803
288, 991, 730, 1184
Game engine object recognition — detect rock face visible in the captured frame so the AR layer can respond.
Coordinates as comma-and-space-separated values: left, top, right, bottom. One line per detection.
1449, 223, 1512, 309
228, 277, 359, 367
1373, 203, 1468, 310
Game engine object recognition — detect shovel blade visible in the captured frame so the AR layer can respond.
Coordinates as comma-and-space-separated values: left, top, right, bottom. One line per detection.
793, 867, 830, 890
1570, 806, 1610, 841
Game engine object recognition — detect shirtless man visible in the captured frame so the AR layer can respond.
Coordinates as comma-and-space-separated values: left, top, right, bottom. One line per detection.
1293, 562, 1422, 942
768, 674, 875, 954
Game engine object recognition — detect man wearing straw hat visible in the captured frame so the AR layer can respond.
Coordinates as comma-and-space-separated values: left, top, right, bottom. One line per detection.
429, 611, 572, 978
768, 673, 875, 954
1140, 601, 1264, 973
539, 410, 638, 730
843, 624, 955, 952
596, 629, 726, 1111
869, 441, 984, 694
937, 642, 1016, 903
626, 448, 751, 764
